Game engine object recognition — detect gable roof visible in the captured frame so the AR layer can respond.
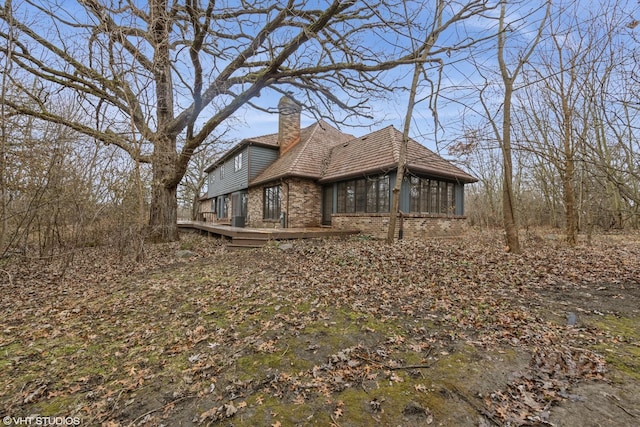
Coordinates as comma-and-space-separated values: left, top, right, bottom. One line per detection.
320, 126, 477, 183
204, 132, 280, 174
249, 120, 353, 186
208, 120, 476, 185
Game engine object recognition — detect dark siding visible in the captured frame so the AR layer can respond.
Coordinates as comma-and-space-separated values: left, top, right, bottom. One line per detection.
207, 147, 249, 197
455, 183, 465, 216
207, 173, 216, 198
249, 145, 279, 181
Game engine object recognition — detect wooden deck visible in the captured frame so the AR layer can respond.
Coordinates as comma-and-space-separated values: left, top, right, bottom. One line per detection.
177, 220, 360, 248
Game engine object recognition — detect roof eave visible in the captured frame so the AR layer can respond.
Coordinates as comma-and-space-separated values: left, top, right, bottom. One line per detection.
204, 141, 247, 173
318, 164, 398, 183
319, 165, 478, 184
249, 172, 321, 188
406, 164, 478, 183
204, 140, 278, 173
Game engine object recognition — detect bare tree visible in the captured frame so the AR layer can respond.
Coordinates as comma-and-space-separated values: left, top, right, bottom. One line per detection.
453, 0, 640, 236
513, 0, 640, 237
0, 0, 492, 242
0, 0, 14, 254
386, 0, 493, 242
1, 112, 106, 256
519, 3, 607, 245
477, 0, 550, 253
178, 137, 229, 221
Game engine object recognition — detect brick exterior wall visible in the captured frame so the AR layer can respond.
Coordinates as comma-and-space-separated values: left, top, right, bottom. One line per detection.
246, 178, 322, 228
332, 213, 469, 239
278, 96, 301, 155
247, 186, 267, 228
246, 178, 470, 237
285, 178, 322, 228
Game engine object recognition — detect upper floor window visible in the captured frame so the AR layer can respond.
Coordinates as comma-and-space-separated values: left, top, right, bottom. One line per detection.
234, 153, 243, 172
220, 164, 225, 180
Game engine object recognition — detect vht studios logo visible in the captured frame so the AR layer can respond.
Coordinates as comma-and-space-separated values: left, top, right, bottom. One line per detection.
2, 416, 82, 426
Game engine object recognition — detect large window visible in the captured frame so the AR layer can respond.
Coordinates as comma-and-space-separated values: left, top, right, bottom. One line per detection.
409, 176, 456, 215
336, 176, 390, 213
263, 185, 282, 220
232, 192, 248, 217
217, 195, 228, 219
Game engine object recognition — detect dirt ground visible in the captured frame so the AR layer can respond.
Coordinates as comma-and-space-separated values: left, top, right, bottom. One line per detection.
532, 279, 640, 427
0, 230, 638, 426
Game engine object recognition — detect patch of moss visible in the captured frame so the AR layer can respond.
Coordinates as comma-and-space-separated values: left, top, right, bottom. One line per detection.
302, 308, 402, 338
0, 342, 22, 370
241, 394, 331, 426
430, 345, 470, 373
596, 316, 640, 340
179, 240, 195, 251
51, 342, 83, 357
397, 347, 425, 366
33, 394, 79, 416
592, 315, 640, 380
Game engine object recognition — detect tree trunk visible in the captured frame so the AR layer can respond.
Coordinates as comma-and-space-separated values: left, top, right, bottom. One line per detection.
148, 0, 178, 242
387, 166, 404, 243
550, 62, 578, 245
386, 18, 440, 243
501, 80, 521, 253
563, 152, 577, 245
148, 134, 179, 242
149, 181, 178, 242
0, 7, 13, 255
191, 192, 200, 221
493, 0, 548, 253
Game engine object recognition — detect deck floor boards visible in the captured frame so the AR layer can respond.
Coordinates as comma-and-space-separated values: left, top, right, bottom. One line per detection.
177, 220, 359, 246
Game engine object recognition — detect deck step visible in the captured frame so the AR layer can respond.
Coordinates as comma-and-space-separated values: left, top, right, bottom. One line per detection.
227, 244, 263, 250
230, 236, 270, 247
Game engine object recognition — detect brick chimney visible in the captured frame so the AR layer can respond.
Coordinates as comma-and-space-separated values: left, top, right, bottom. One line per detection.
277, 95, 301, 155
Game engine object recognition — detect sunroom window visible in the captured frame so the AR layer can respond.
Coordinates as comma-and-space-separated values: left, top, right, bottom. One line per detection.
408, 176, 455, 214
336, 176, 390, 213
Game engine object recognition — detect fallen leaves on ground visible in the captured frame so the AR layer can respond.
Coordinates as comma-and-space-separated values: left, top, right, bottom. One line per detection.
0, 230, 638, 425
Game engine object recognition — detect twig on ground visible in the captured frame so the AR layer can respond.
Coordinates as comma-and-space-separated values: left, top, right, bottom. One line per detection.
615, 402, 638, 418
445, 383, 502, 426
607, 394, 638, 419
388, 363, 434, 371
354, 352, 433, 371
129, 395, 196, 426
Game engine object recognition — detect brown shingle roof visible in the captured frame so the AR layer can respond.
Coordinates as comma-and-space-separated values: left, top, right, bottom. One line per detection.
319, 125, 477, 183
215, 121, 477, 185
245, 133, 279, 147
249, 120, 353, 186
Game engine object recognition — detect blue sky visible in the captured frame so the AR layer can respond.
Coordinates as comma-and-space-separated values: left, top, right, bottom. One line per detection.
6, 0, 638, 158
221, 0, 549, 154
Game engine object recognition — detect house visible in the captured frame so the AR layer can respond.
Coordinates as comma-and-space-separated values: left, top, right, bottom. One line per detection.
202, 96, 477, 239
